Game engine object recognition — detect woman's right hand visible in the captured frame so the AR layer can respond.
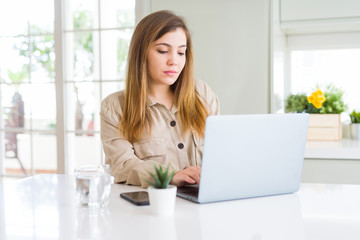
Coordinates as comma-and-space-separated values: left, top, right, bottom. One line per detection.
170, 166, 201, 187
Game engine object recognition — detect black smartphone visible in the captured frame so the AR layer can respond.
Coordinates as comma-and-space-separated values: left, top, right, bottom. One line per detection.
120, 191, 150, 206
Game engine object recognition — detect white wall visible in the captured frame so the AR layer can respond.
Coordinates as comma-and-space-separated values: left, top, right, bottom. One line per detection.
303, 159, 360, 184
280, 0, 360, 34
280, 0, 360, 22
141, 0, 271, 114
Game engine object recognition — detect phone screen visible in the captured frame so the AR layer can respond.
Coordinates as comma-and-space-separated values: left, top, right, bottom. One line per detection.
120, 191, 150, 206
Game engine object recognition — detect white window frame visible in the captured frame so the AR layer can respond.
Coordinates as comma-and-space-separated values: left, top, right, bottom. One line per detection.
55, 0, 66, 174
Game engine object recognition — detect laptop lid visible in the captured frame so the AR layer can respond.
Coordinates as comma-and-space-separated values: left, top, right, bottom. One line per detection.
197, 113, 309, 203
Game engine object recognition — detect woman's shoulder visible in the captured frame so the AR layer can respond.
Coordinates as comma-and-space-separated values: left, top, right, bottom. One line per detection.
194, 78, 207, 91
195, 79, 217, 101
101, 90, 125, 114
195, 79, 220, 115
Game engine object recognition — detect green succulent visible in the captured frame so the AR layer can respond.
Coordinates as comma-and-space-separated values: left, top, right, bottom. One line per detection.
145, 164, 175, 189
350, 110, 360, 123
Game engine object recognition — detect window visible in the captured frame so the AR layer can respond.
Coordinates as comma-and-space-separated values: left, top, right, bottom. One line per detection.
63, 0, 135, 172
0, 0, 135, 177
281, 32, 360, 117
0, 0, 56, 176
290, 49, 360, 113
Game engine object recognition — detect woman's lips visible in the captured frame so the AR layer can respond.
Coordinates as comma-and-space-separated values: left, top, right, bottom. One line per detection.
164, 70, 177, 76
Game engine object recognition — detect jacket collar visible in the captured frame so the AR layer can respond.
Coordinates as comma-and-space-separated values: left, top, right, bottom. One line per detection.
146, 96, 178, 114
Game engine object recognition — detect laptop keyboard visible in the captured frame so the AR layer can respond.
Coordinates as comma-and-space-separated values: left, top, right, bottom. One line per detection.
177, 185, 199, 198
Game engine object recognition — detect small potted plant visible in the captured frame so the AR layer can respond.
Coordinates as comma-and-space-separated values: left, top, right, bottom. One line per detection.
349, 110, 360, 140
285, 85, 347, 141
145, 164, 177, 216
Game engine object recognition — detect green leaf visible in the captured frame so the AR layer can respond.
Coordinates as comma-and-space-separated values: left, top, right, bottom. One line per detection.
350, 110, 360, 123
148, 171, 161, 188
161, 166, 170, 188
162, 170, 175, 189
285, 94, 308, 113
155, 165, 164, 182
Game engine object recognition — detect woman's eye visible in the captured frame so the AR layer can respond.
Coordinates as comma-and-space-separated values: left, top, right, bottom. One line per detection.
157, 50, 167, 54
178, 52, 185, 56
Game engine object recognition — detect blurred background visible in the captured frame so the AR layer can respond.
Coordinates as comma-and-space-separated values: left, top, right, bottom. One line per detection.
1, 0, 360, 180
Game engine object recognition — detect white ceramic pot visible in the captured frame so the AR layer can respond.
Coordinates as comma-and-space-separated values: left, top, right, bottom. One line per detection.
350, 123, 360, 140
147, 185, 177, 216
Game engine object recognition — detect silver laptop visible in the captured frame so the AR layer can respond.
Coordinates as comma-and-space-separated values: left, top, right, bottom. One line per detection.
177, 113, 309, 203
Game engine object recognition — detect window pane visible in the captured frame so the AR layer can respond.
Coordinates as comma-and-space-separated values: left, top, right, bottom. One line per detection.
2, 85, 27, 129
100, 0, 135, 28
26, 84, 56, 131
101, 29, 132, 81
291, 49, 360, 112
0, 1, 53, 36
27, 0, 54, 34
65, 0, 98, 30
4, 133, 30, 177
1, 83, 56, 131
68, 133, 102, 171
0, 37, 30, 84
3, 133, 56, 176
64, 31, 99, 81
31, 35, 55, 83
101, 81, 125, 100
66, 82, 100, 132
33, 134, 57, 173
0, 2, 30, 35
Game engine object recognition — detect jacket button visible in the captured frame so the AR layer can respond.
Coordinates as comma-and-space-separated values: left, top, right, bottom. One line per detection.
178, 143, 184, 149
170, 120, 176, 127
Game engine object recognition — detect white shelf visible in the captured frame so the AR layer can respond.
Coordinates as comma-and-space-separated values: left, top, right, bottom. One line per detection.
305, 138, 360, 160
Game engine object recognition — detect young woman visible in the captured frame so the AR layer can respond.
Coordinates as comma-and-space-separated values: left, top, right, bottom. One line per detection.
100, 10, 220, 188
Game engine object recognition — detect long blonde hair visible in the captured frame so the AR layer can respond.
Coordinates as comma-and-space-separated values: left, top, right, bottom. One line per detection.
120, 10, 209, 143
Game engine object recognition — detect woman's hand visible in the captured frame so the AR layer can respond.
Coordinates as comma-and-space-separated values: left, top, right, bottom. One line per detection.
170, 166, 201, 187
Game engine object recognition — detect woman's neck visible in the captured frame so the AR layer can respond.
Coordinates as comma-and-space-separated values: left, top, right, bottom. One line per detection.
149, 85, 174, 110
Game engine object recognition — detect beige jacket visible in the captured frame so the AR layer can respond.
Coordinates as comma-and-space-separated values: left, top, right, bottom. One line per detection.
100, 80, 220, 187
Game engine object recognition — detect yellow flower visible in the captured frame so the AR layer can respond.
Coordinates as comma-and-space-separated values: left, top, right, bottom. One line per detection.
307, 89, 326, 109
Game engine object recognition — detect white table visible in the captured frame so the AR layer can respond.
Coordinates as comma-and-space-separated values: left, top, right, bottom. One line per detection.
1, 174, 360, 240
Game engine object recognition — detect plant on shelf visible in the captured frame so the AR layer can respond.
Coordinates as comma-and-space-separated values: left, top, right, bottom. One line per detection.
285, 85, 347, 141
285, 85, 347, 114
319, 85, 347, 114
349, 110, 360, 124
349, 110, 360, 140
285, 93, 308, 113
145, 164, 177, 216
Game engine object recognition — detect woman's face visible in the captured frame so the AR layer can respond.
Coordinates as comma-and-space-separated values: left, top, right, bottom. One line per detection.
147, 28, 187, 88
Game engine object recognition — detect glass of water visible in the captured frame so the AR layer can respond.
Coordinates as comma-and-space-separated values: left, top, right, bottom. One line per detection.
75, 165, 114, 208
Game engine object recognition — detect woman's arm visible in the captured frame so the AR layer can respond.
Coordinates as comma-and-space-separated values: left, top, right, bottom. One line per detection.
100, 96, 171, 188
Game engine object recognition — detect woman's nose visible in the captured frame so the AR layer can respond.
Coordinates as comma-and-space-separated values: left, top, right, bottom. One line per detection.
167, 52, 178, 65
